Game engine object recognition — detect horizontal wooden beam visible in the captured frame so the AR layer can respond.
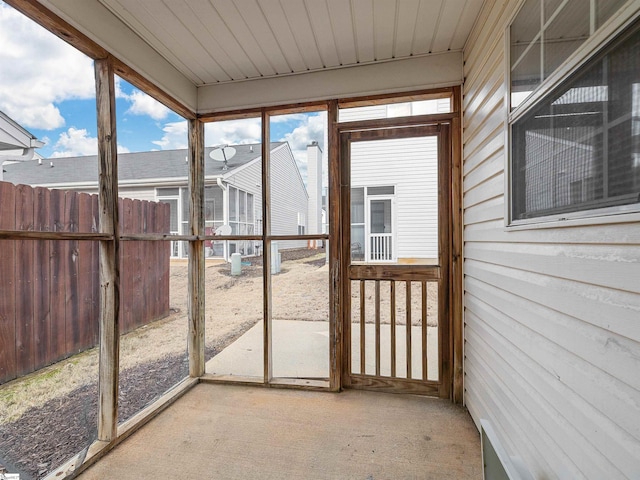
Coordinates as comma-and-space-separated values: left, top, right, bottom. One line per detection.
267, 234, 330, 241
199, 374, 329, 391
348, 375, 440, 396
349, 264, 440, 281
119, 234, 197, 241
0, 230, 111, 241
337, 113, 455, 134
112, 59, 195, 121
338, 88, 454, 108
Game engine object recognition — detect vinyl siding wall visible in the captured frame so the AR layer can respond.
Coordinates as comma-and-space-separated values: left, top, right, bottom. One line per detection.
223, 157, 263, 229
269, 144, 308, 251
351, 136, 438, 260
462, 1, 640, 479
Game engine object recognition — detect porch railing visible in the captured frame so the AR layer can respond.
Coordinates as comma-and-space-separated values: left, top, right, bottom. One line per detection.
369, 233, 393, 261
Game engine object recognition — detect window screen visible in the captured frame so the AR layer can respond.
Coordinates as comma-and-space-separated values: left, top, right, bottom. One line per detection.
511, 19, 640, 220
510, 0, 628, 109
367, 186, 395, 196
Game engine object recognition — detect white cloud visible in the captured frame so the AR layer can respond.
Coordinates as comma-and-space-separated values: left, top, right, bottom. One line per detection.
0, 3, 95, 130
50, 127, 129, 157
281, 113, 326, 153
152, 121, 188, 150
125, 90, 171, 120
51, 128, 97, 157
279, 113, 327, 182
204, 118, 261, 146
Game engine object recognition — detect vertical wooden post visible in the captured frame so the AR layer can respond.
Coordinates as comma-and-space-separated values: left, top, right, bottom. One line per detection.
339, 114, 353, 388
390, 280, 396, 377
188, 118, 205, 377
95, 57, 120, 442
359, 281, 366, 375
438, 122, 452, 400
421, 280, 428, 380
374, 280, 381, 376
405, 281, 412, 379
451, 86, 464, 404
262, 111, 272, 383
328, 100, 342, 391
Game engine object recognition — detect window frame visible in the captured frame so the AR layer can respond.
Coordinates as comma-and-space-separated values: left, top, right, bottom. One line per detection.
505, 1, 640, 228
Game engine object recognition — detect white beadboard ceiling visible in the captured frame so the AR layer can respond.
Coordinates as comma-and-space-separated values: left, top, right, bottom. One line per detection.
95, 0, 485, 86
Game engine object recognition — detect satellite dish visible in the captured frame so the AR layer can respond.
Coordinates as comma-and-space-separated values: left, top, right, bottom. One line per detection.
214, 224, 232, 236
209, 145, 236, 171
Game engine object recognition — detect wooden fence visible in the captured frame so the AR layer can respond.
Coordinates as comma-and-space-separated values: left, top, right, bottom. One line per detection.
0, 181, 170, 384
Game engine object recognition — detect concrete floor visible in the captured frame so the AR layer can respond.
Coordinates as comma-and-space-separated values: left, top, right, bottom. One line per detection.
76, 383, 482, 480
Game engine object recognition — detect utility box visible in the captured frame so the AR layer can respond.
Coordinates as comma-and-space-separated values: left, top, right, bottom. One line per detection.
230, 252, 242, 276
271, 242, 281, 274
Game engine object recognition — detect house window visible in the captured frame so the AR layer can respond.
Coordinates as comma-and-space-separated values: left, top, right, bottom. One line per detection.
339, 96, 451, 122
509, 6, 640, 223
510, 0, 627, 109
297, 213, 306, 235
350, 187, 365, 261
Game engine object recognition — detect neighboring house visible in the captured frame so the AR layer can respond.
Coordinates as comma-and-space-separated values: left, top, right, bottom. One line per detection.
350, 136, 439, 263
347, 99, 449, 263
0, 110, 44, 181
4, 141, 309, 259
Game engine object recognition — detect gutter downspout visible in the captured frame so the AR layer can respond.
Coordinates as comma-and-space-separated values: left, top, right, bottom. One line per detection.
0, 147, 37, 181
216, 177, 228, 261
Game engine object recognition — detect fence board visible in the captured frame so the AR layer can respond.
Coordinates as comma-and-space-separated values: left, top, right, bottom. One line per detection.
119, 198, 132, 331
0, 182, 17, 383
15, 184, 35, 376
0, 181, 170, 384
49, 188, 67, 363
91, 194, 100, 345
34, 187, 51, 369
64, 190, 81, 354
78, 193, 94, 350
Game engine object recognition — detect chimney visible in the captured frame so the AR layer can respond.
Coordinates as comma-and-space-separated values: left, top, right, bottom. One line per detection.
306, 141, 323, 236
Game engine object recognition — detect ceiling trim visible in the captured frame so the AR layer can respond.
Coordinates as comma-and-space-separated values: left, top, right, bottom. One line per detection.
197, 52, 463, 115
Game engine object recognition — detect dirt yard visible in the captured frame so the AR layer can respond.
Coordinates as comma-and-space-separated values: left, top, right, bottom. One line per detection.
0, 247, 438, 479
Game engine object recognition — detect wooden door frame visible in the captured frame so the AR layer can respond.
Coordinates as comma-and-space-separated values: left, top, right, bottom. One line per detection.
329, 90, 462, 402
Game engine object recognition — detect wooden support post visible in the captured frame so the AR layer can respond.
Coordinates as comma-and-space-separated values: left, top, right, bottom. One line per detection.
262, 112, 272, 383
360, 280, 366, 375
451, 86, 464, 404
328, 99, 342, 391
95, 58, 120, 442
375, 280, 381, 376
390, 280, 396, 377
188, 119, 205, 377
406, 281, 412, 379
422, 280, 428, 381
338, 114, 352, 387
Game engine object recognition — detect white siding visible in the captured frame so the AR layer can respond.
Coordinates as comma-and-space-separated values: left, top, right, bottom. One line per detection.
463, 2, 640, 479
223, 157, 263, 225
269, 144, 308, 251
351, 137, 438, 260
118, 186, 156, 202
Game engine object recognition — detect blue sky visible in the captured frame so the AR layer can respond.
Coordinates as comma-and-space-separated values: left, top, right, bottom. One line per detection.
0, 1, 326, 181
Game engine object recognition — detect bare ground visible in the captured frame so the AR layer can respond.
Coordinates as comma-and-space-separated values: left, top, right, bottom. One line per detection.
0, 247, 438, 479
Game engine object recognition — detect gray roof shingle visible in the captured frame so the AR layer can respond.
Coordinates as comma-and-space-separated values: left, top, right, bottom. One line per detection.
3, 142, 283, 186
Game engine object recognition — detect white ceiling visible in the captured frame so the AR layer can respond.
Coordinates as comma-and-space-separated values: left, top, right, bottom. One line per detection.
95, 0, 485, 86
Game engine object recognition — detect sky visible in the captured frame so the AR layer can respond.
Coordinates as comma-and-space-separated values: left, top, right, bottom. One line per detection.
0, 1, 326, 183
